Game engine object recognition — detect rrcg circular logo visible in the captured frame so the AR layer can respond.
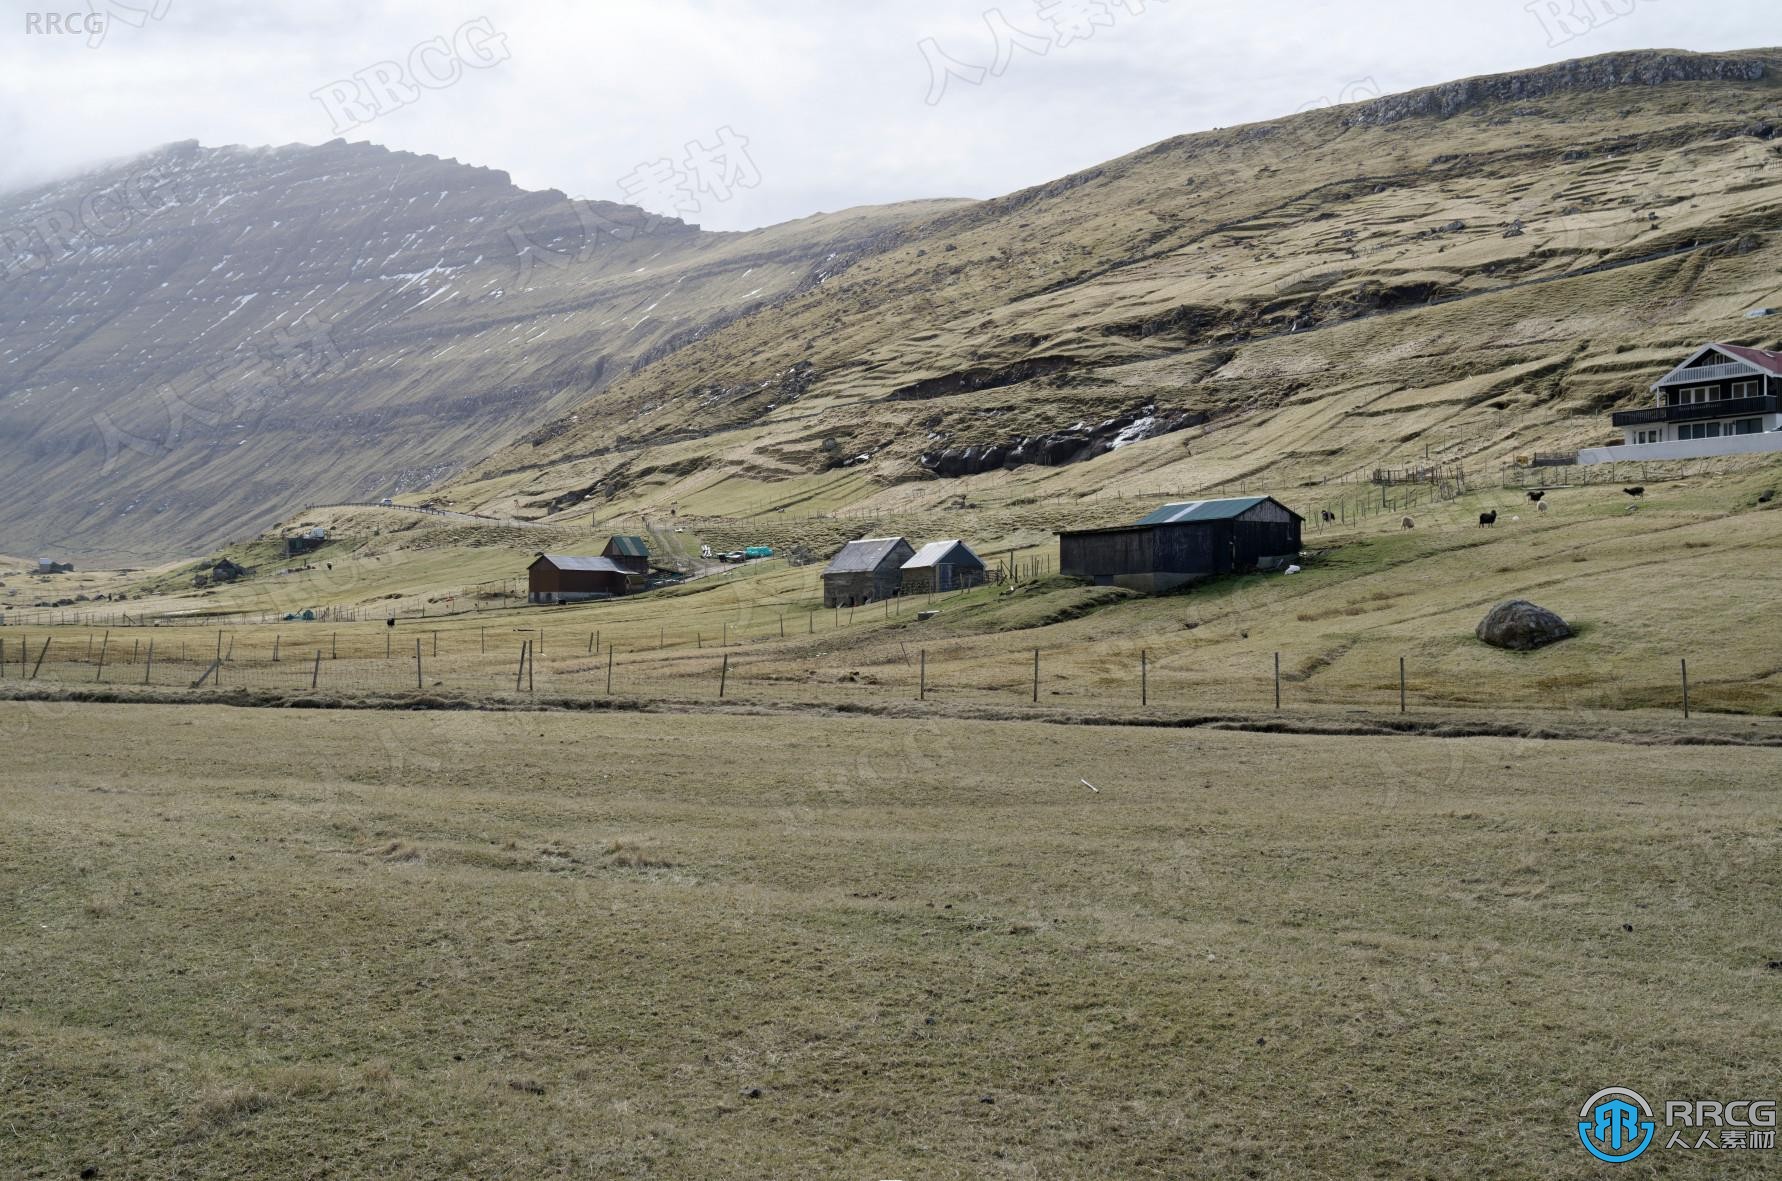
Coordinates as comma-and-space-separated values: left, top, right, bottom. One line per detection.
1577, 1087, 1656, 1163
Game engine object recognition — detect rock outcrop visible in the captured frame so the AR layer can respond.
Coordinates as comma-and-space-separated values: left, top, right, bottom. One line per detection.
1344, 52, 1765, 127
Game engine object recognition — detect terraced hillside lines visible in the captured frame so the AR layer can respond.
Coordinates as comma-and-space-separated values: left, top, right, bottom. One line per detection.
442, 48, 1782, 528
0, 139, 962, 561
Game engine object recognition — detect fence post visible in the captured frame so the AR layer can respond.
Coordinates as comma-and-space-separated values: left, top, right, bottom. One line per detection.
919, 649, 926, 701
587, 632, 594, 654
1681, 657, 1690, 718
1141, 648, 1148, 706
95, 631, 109, 682
780, 613, 785, 639
481, 627, 486, 655
1032, 648, 1040, 703
1399, 655, 1406, 713
332, 632, 338, 659
273, 633, 281, 662
312, 649, 321, 689
1274, 652, 1281, 711
433, 631, 439, 658
606, 647, 614, 695
415, 638, 423, 690
515, 641, 527, 692
719, 653, 729, 698
145, 640, 154, 685
31, 636, 49, 680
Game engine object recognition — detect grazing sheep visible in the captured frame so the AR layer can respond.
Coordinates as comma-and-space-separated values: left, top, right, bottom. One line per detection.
1479, 510, 1498, 526
1321, 509, 1336, 523
1511, 515, 1520, 522
1401, 516, 1414, 529
1527, 489, 1545, 502
1623, 486, 1645, 497
1536, 501, 1548, 513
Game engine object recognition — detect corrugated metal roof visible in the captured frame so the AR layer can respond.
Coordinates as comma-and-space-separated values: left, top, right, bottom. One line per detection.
533, 553, 629, 573
902, 540, 983, 569
823, 537, 910, 574
1717, 342, 1782, 376
604, 535, 650, 557
1135, 497, 1270, 525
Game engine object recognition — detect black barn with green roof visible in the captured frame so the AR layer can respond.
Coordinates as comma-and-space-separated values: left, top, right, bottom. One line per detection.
1058, 497, 1303, 594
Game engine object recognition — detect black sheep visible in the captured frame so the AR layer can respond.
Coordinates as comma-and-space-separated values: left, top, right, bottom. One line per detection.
1479, 510, 1498, 526
1623, 486, 1645, 497
1527, 490, 1544, 502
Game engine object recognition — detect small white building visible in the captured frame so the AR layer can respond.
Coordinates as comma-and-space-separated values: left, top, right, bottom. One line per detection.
1581, 342, 1782, 464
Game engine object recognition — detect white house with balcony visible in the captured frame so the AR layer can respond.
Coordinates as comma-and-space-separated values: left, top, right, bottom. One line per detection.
1579, 343, 1782, 464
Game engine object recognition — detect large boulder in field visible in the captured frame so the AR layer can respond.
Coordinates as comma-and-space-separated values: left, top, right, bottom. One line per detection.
1476, 599, 1572, 651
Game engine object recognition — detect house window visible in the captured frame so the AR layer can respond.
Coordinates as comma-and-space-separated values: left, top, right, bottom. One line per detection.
1631, 429, 1662, 445
1676, 421, 1755, 440
1731, 379, 1760, 399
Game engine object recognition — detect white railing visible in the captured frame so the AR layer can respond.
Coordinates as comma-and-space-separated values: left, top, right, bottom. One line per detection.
1658, 361, 1758, 385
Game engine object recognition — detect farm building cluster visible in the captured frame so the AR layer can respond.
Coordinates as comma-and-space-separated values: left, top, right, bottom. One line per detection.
821, 538, 988, 607
528, 497, 1305, 610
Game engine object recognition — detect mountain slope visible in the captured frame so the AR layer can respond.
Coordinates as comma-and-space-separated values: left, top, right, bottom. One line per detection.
435, 48, 1782, 523
0, 139, 960, 560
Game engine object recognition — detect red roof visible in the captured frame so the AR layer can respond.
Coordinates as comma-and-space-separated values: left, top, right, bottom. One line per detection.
1717, 342, 1782, 375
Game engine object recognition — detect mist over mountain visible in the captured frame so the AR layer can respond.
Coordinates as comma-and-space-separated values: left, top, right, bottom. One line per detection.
0, 138, 953, 560
2, 48, 1778, 561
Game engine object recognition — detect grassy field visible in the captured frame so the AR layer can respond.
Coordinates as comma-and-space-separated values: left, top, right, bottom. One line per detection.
2, 700, 1779, 1177
6, 459, 1781, 719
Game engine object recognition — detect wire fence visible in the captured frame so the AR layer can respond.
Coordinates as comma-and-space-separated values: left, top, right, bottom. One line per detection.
0, 608, 1752, 720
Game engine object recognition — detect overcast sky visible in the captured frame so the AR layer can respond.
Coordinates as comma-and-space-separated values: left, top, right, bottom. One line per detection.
0, 0, 1774, 230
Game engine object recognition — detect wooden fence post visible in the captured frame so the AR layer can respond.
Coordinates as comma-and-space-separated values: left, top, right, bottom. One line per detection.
606, 647, 614, 695
1274, 652, 1281, 711
1141, 649, 1148, 706
515, 641, 528, 692
1032, 648, 1039, 703
273, 633, 281, 662
1399, 655, 1406, 713
311, 649, 321, 689
30, 636, 49, 680
1681, 657, 1690, 718
94, 631, 109, 682
415, 638, 423, 690
144, 640, 155, 685
919, 649, 926, 701
719, 653, 729, 698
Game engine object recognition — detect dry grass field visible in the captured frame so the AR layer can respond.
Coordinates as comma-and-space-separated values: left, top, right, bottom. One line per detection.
2, 700, 1779, 1178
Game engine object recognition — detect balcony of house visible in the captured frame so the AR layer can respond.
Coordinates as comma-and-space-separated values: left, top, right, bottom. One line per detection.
1658, 361, 1759, 385
1611, 394, 1779, 427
